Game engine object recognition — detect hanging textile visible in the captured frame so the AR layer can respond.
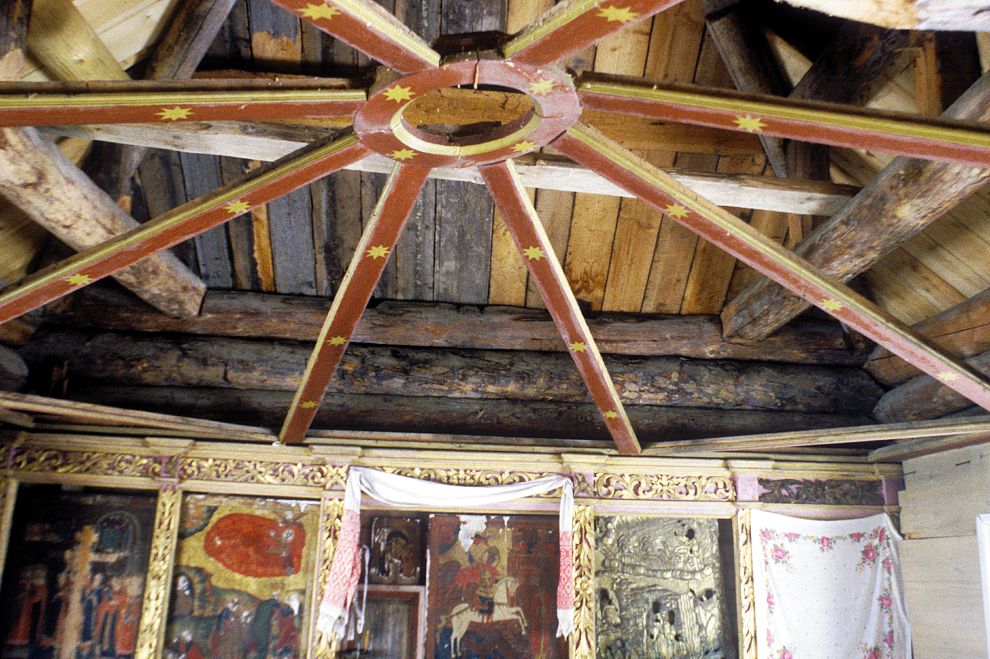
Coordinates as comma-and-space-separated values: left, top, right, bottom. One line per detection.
316, 467, 575, 640
751, 510, 911, 659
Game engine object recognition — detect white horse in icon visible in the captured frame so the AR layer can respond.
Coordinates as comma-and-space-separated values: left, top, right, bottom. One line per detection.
447, 576, 528, 657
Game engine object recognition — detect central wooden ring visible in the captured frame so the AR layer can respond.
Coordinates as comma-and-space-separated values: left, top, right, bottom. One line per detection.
354, 56, 581, 168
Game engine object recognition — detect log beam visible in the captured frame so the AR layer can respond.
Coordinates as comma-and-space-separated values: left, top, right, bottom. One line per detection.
0, 127, 205, 317
0, 345, 27, 391
722, 71, 990, 341
867, 287, 990, 385
776, 0, 990, 31
48, 287, 868, 365
67, 384, 875, 443
874, 350, 990, 423
20, 330, 884, 415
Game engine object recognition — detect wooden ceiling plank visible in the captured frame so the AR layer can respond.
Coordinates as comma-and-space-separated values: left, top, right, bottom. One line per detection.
556, 122, 990, 416
648, 416, 990, 456
868, 287, 990, 385
267, 0, 439, 73
722, 71, 990, 341
481, 160, 640, 455
0, 134, 369, 324
702, 0, 789, 175
504, 0, 686, 67
41, 119, 859, 212
278, 163, 431, 444
869, 430, 990, 463
54, 287, 867, 365
0, 390, 273, 438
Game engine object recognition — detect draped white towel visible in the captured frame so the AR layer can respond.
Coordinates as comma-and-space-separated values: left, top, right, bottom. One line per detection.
316, 467, 575, 640
751, 510, 911, 659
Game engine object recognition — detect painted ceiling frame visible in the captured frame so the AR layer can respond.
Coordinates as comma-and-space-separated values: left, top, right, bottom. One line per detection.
2, 0, 990, 454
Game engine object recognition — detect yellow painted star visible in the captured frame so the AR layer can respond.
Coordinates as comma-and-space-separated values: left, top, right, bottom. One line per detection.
936, 371, 960, 383
665, 203, 690, 219
224, 199, 251, 215
820, 298, 844, 312
66, 273, 92, 287
391, 148, 416, 161
569, 341, 587, 353
603, 410, 619, 420
528, 79, 555, 96
157, 106, 193, 121
523, 246, 545, 261
300, 400, 319, 409
384, 85, 415, 103
597, 5, 638, 23
734, 114, 767, 133
366, 244, 390, 259
300, 2, 340, 20
512, 140, 537, 153
328, 335, 347, 346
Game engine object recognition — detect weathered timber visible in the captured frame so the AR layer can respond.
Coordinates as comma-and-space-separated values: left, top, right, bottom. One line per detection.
867, 287, 990, 385
0, 318, 34, 347
50, 287, 868, 365
776, 0, 990, 31
26, 0, 129, 82
870, 428, 990, 462
20, 330, 883, 414
0, 391, 272, 439
41, 123, 860, 215
0, 0, 30, 79
0, 127, 205, 317
0, 345, 27, 391
874, 350, 990, 423
703, 0, 788, 175
722, 71, 990, 341
67, 384, 874, 442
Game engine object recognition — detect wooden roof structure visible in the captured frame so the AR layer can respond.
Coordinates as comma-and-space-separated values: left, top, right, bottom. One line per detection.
2, 0, 990, 460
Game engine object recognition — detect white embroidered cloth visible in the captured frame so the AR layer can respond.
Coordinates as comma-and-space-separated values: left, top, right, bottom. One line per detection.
316, 467, 574, 640
752, 510, 911, 659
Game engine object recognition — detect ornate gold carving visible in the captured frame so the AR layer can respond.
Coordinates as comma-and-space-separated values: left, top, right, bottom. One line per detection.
9, 447, 171, 479
310, 496, 345, 659
736, 510, 756, 659
135, 487, 181, 659
0, 473, 14, 576
594, 472, 735, 501
570, 504, 595, 659
177, 457, 347, 489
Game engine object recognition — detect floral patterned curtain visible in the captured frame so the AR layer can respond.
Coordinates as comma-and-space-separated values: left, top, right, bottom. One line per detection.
751, 510, 910, 658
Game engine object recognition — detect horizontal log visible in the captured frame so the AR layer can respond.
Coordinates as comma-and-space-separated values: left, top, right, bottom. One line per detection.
20, 330, 884, 414
68, 384, 875, 442
50, 287, 867, 365
778, 0, 990, 30
874, 350, 990, 423
42, 123, 859, 214
866, 287, 990, 385
0, 127, 205, 316
0, 344, 27, 390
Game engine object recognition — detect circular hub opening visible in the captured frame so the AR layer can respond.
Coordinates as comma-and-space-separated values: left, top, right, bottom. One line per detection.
353, 57, 581, 168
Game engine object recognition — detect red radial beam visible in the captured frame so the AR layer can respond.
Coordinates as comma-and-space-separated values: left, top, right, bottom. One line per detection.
0, 80, 364, 127
268, 0, 440, 73
480, 160, 641, 455
578, 75, 990, 168
555, 123, 990, 416
279, 163, 431, 444
503, 0, 686, 68
0, 134, 369, 323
